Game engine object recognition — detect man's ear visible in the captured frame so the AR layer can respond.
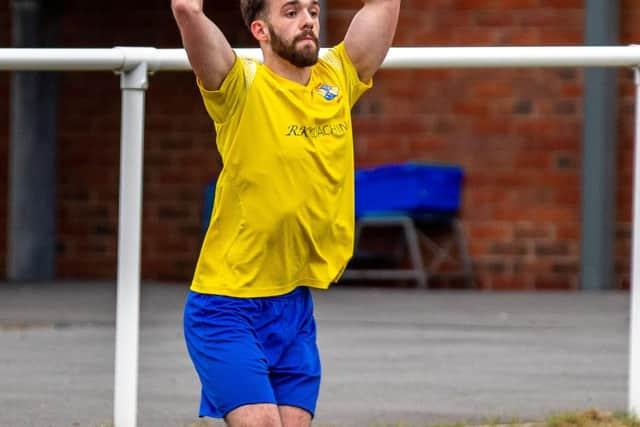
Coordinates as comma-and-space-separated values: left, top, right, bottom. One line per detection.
251, 20, 269, 42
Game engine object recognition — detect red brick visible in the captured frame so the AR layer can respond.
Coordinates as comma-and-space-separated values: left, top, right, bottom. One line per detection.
512, 151, 551, 169
489, 275, 534, 290
468, 222, 514, 241
518, 10, 582, 28
497, 0, 539, 8
475, 11, 514, 27
326, 0, 358, 8
466, 188, 509, 207
451, 0, 500, 11
538, 29, 583, 44
491, 241, 529, 256
514, 222, 554, 239
497, 29, 541, 45
470, 81, 514, 98
540, 0, 581, 7
556, 223, 580, 240
453, 100, 490, 116
471, 118, 512, 136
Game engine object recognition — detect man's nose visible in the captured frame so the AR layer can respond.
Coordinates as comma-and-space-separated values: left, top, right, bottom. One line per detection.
300, 10, 315, 29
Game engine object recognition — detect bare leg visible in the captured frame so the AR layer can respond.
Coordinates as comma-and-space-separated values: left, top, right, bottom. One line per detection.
225, 403, 283, 427
279, 405, 312, 427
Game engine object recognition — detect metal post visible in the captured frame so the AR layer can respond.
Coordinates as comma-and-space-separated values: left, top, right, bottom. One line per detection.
8, 0, 59, 281
630, 67, 640, 416
113, 61, 148, 427
581, 0, 619, 290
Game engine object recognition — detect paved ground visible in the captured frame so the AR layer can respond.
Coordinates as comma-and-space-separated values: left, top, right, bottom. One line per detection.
0, 281, 631, 427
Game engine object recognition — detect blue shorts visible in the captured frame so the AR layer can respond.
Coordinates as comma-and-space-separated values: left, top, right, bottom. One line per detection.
183, 286, 321, 419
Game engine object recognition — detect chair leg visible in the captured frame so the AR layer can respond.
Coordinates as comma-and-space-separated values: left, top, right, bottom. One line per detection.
400, 217, 428, 288
453, 219, 473, 287
348, 216, 428, 288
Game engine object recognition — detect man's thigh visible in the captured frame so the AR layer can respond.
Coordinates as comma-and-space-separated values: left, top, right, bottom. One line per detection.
225, 403, 282, 427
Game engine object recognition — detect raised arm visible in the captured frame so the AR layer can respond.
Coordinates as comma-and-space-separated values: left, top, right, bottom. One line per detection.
171, 0, 236, 90
343, 0, 401, 83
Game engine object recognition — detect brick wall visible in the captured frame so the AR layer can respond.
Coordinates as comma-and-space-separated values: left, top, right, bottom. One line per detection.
328, 0, 630, 290
2, 1, 639, 288
0, 1, 9, 279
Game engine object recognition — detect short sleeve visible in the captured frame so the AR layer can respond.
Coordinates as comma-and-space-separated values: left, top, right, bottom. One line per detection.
321, 42, 373, 107
197, 56, 256, 124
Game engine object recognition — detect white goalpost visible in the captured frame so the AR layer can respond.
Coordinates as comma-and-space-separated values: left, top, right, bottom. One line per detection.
1, 45, 639, 427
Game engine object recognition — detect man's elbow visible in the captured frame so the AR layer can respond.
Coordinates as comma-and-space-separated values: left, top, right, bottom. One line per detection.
171, 0, 202, 20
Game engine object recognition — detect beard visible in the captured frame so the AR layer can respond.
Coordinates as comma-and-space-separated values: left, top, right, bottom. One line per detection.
268, 23, 319, 68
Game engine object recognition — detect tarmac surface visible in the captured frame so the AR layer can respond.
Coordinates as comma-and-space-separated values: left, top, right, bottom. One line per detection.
0, 281, 631, 427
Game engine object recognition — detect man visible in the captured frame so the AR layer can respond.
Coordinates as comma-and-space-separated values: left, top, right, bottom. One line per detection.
171, 0, 400, 426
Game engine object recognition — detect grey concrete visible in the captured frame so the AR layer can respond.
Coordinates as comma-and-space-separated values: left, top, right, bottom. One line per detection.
580, 0, 620, 290
8, 0, 60, 280
0, 282, 630, 427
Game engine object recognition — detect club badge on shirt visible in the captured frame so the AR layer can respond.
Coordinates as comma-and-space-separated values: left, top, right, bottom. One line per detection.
317, 83, 339, 101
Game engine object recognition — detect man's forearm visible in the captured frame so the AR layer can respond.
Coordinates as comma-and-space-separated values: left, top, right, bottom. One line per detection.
171, 0, 235, 90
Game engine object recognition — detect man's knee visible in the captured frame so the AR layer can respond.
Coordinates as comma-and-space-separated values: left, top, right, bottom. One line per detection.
279, 405, 312, 427
225, 403, 282, 427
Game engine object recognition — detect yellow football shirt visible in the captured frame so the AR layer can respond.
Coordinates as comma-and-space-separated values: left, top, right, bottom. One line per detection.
191, 42, 372, 297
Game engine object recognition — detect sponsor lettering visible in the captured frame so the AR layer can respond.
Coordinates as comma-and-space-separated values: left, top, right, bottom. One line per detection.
285, 122, 349, 138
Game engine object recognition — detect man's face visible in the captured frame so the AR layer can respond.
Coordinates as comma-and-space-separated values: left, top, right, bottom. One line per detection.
265, 0, 320, 67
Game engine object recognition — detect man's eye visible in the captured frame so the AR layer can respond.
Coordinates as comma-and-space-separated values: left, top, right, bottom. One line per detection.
310, 10, 318, 17
285, 10, 296, 17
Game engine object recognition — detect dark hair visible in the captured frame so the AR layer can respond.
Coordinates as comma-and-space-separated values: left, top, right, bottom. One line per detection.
240, 0, 268, 30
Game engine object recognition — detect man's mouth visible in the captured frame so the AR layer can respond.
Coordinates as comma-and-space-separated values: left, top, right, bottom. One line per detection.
296, 33, 318, 45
